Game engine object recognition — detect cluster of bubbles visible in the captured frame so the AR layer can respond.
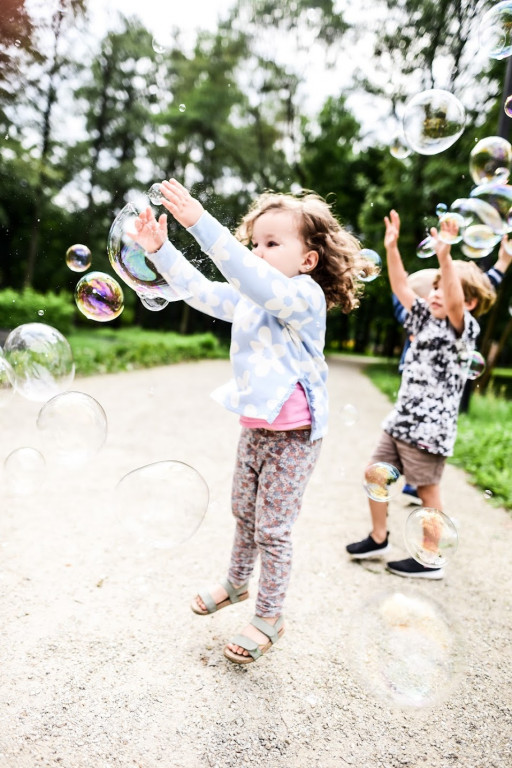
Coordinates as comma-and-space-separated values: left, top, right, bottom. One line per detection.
65, 242, 126, 323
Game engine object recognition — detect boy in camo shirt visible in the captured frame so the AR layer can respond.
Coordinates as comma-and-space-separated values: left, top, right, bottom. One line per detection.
346, 209, 496, 579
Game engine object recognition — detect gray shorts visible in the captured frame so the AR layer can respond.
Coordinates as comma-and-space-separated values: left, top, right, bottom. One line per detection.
370, 431, 446, 487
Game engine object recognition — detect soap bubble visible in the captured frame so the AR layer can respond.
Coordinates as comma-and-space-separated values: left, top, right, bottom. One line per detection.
364, 462, 401, 502
450, 196, 506, 235
4, 447, 46, 496
402, 89, 465, 155
107, 203, 190, 302
463, 224, 501, 251
75, 271, 124, 322
349, 590, 460, 708
457, 348, 486, 380
469, 136, 512, 185
460, 242, 494, 259
390, 135, 411, 159
3, 323, 75, 402
0, 355, 15, 407
505, 95, 512, 118
416, 236, 435, 259
484, 489, 493, 500
138, 294, 169, 312
340, 403, 358, 426
435, 203, 448, 217
116, 460, 209, 549
437, 212, 465, 244
404, 507, 458, 567
179, 103, 186, 113
65, 244, 92, 273
148, 183, 164, 205
470, 181, 512, 223
37, 391, 107, 467
479, 1, 512, 59
358, 249, 382, 282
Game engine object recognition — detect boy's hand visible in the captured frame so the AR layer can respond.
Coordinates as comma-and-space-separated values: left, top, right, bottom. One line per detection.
496, 234, 512, 273
383, 209, 400, 250
160, 178, 204, 228
430, 214, 458, 261
127, 207, 168, 254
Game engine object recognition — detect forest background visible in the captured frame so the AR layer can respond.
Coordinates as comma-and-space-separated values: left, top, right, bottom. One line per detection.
1, 0, 512, 376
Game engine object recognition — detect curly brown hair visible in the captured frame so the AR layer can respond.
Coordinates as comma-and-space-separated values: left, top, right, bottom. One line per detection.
235, 190, 377, 312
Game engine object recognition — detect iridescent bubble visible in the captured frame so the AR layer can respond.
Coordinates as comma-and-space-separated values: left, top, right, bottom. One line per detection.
484, 489, 493, 500
348, 590, 460, 708
37, 391, 107, 467
0, 354, 15, 407
416, 236, 435, 259
108, 203, 191, 302
505, 95, 512, 118
470, 180, 512, 222
340, 403, 358, 426
358, 249, 382, 282
479, 1, 512, 60
4, 447, 46, 496
469, 136, 512, 185
460, 242, 494, 259
450, 197, 506, 248
75, 271, 124, 322
148, 183, 164, 205
402, 89, 465, 155
138, 294, 169, 312
116, 460, 209, 549
435, 203, 448, 217
3, 323, 75, 403
389, 135, 411, 159
65, 243, 92, 273
404, 507, 458, 567
463, 224, 501, 251
457, 349, 486, 380
363, 462, 401, 502
437, 212, 465, 244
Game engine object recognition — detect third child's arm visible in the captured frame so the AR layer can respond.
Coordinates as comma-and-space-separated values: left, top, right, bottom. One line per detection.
384, 210, 416, 311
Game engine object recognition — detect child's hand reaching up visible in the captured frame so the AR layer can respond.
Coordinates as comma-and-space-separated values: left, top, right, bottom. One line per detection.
127, 207, 168, 254
383, 209, 400, 250
430, 215, 458, 261
160, 178, 204, 228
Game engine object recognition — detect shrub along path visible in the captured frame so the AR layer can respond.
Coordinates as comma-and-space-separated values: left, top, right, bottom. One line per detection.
0, 358, 510, 767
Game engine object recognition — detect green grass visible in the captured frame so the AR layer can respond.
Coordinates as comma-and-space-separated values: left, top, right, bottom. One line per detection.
68, 327, 228, 376
364, 362, 512, 510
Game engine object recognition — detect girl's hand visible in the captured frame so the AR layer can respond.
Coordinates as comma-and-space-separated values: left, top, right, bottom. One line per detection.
160, 178, 204, 228
127, 207, 168, 254
383, 209, 400, 249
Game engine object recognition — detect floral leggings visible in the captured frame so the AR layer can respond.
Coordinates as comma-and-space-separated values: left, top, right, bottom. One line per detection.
227, 428, 322, 618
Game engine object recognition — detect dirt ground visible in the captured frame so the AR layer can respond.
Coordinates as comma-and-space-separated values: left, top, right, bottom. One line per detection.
0, 357, 511, 768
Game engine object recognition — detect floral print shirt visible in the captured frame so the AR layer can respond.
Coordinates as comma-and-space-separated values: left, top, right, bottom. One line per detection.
149, 211, 328, 441
383, 297, 480, 456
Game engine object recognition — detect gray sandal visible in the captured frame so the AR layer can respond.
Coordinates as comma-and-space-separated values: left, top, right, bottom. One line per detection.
191, 578, 249, 615
223, 615, 285, 664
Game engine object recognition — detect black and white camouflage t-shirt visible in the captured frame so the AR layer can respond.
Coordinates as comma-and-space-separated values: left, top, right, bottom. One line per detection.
383, 297, 480, 456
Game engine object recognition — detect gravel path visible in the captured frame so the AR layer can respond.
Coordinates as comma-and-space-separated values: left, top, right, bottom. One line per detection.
0, 357, 511, 768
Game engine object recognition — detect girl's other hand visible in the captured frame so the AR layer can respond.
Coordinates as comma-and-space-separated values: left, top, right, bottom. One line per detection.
160, 178, 204, 228
127, 207, 168, 254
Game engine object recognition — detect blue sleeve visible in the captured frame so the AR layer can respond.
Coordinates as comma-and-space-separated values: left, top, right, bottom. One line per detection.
486, 267, 503, 291
391, 293, 409, 326
187, 211, 326, 330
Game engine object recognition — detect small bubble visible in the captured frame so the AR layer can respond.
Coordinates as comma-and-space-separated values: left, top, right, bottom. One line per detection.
179, 104, 186, 112
37, 310, 44, 316
505, 95, 512, 117
484, 489, 493, 500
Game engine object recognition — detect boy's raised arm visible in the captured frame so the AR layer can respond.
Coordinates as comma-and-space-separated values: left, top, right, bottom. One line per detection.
384, 210, 416, 311
431, 220, 465, 335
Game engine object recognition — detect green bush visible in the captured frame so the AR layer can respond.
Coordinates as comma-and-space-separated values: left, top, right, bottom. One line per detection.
68, 327, 227, 376
0, 288, 75, 335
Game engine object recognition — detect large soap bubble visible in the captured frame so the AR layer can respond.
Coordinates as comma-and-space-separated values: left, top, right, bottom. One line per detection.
348, 590, 460, 708
75, 271, 124, 322
4, 447, 46, 496
470, 181, 512, 227
37, 391, 107, 467
402, 89, 465, 155
364, 462, 401, 502
479, 1, 512, 59
66, 244, 92, 273
3, 323, 75, 402
449, 197, 505, 250
404, 507, 458, 567
469, 136, 512, 185
0, 354, 15, 407
107, 203, 191, 303
116, 460, 209, 549
416, 236, 436, 259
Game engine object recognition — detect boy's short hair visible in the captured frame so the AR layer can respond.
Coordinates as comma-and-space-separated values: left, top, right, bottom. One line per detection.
433, 260, 496, 317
